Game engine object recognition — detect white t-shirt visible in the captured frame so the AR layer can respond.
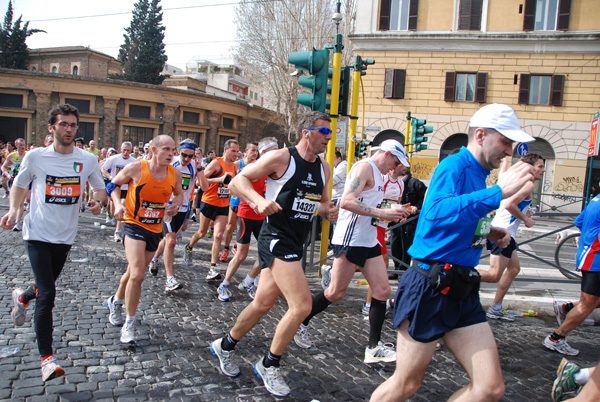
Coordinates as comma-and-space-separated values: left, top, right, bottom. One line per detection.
14, 146, 105, 244
332, 160, 348, 200
102, 154, 136, 190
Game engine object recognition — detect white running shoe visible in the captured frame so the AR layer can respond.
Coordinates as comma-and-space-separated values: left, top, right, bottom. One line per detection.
486, 307, 515, 322
254, 357, 291, 397
543, 335, 579, 356
238, 282, 256, 299
294, 323, 311, 349
120, 320, 136, 344
209, 338, 240, 377
106, 295, 124, 326
320, 264, 332, 290
217, 283, 232, 302
149, 260, 159, 276
364, 342, 397, 364
206, 266, 220, 280
183, 245, 193, 265
165, 277, 183, 292
113, 231, 122, 242
11, 288, 27, 326
41, 356, 65, 382
553, 301, 568, 326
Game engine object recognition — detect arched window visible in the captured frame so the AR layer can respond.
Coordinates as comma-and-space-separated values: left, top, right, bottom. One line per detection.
51, 66, 57, 73
72, 65, 78, 76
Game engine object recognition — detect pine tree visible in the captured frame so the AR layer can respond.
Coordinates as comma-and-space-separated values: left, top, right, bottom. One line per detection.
0, 1, 44, 70
115, 0, 167, 85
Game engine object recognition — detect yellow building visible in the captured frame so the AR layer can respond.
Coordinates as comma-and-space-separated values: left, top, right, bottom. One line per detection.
0, 47, 284, 154
352, 0, 600, 212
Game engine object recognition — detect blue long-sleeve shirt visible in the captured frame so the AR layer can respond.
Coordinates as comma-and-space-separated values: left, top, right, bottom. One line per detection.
408, 147, 502, 267
575, 195, 600, 272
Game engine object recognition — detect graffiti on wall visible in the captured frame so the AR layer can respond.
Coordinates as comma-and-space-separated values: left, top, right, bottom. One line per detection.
554, 176, 584, 192
410, 158, 438, 181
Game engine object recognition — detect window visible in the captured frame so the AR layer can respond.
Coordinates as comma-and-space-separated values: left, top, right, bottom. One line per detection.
51, 66, 57, 73
77, 122, 95, 143
458, 0, 483, 31
178, 130, 202, 146
182, 111, 200, 125
31, 66, 36, 72
123, 126, 154, 145
72, 65, 78, 76
218, 135, 236, 154
0, 93, 23, 108
129, 105, 151, 119
523, 0, 571, 31
65, 98, 90, 114
383, 69, 406, 99
518, 74, 565, 106
222, 117, 235, 129
379, 0, 419, 31
444, 72, 488, 103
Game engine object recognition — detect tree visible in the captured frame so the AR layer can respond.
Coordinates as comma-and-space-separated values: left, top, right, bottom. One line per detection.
0, 1, 44, 70
234, 0, 356, 136
114, 0, 167, 85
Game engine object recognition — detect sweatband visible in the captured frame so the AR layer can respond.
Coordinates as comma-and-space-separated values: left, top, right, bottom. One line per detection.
180, 143, 196, 151
106, 182, 121, 197
259, 142, 277, 154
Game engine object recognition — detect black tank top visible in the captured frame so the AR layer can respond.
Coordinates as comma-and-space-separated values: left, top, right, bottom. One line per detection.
259, 146, 325, 250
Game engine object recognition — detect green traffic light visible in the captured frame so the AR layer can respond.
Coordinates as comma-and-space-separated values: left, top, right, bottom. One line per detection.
289, 48, 330, 112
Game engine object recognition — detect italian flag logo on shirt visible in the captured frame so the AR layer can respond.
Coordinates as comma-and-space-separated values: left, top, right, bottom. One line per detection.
73, 162, 83, 173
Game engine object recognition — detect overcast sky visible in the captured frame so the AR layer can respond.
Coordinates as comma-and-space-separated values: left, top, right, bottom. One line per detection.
5, 0, 238, 69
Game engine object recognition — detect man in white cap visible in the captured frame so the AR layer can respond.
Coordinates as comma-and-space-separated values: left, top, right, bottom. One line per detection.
370, 104, 535, 401
295, 139, 412, 364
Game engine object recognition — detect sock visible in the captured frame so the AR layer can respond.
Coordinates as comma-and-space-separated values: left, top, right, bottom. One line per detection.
152, 257, 158, 262
368, 298, 387, 348
574, 368, 590, 385
211, 263, 216, 268
221, 332, 238, 351
125, 315, 135, 325
364, 303, 371, 308
302, 291, 332, 326
42, 354, 52, 363
492, 303, 502, 311
224, 246, 229, 251
565, 302, 575, 313
114, 295, 124, 304
167, 275, 174, 281
263, 351, 282, 368
550, 332, 564, 341
243, 274, 253, 286
222, 279, 230, 286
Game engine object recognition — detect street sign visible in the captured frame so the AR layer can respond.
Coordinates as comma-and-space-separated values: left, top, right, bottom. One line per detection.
335, 121, 347, 148
364, 126, 380, 133
588, 112, 599, 157
517, 143, 529, 157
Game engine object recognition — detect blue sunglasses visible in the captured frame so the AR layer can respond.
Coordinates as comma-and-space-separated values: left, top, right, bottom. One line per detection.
305, 127, 332, 135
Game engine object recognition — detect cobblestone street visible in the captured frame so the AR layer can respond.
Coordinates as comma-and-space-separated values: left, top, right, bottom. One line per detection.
0, 208, 598, 401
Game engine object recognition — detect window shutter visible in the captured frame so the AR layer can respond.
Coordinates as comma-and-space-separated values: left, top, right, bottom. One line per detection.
459, 0, 471, 30
550, 75, 565, 106
444, 72, 457, 102
459, 0, 482, 31
393, 70, 406, 99
523, 0, 536, 31
408, 0, 419, 31
557, 0, 571, 31
475, 72, 488, 103
518, 74, 531, 105
379, 0, 391, 31
384, 69, 394, 98
470, 0, 482, 30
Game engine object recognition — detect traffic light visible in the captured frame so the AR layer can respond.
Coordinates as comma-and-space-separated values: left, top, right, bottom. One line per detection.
288, 48, 330, 112
327, 66, 351, 116
412, 118, 433, 152
355, 139, 371, 159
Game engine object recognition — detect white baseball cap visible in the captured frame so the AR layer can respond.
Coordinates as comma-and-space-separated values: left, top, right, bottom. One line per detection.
469, 104, 535, 143
373, 139, 410, 167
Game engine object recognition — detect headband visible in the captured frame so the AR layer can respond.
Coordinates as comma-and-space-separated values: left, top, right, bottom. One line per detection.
259, 141, 277, 154
179, 142, 196, 151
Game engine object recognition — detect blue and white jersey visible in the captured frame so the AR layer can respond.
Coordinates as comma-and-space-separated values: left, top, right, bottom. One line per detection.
491, 197, 533, 238
172, 159, 195, 212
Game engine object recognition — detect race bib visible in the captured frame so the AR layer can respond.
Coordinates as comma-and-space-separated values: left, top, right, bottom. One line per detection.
181, 172, 192, 190
291, 195, 319, 221
139, 201, 166, 225
470, 216, 492, 248
217, 183, 230, 198
45, 175, 81, 205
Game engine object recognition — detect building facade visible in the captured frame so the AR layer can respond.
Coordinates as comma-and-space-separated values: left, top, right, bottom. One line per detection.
351, 0, 600, 212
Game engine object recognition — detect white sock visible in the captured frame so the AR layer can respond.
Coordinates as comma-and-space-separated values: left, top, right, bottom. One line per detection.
167, 275, 174, 281
492, 303, 502, 310
114, 295, 124, 304
243, 274, 253, 285
574, 368, 590, 385
125, 315, 135, 325
222, 279, 230, 286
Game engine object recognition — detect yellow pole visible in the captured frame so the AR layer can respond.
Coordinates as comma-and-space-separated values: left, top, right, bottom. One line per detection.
319, 35, 343, 265
347, 59, 362, 173
405, 112, 413, 164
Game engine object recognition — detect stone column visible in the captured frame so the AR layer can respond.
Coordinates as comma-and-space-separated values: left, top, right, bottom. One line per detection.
162, 105, 177, 138
34, 91, 52, 144
207, 111, 222, 152
102, 97, 119, 148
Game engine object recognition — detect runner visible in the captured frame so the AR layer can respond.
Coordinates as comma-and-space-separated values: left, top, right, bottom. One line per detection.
370, 103, 535, 402
295, 140, 411, 364
1, 138, 27, 230
148, 139, 208, 291
183, 139, 240, 280
1, 103, 106, 382
105, 135, 183, 344
209, 111, 337, 397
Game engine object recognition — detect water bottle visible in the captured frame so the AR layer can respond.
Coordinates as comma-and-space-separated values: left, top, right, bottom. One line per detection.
0, 347, 20, 358
523, 310, 538, 317
357, 279, 368, 285
164, 201, 172, 223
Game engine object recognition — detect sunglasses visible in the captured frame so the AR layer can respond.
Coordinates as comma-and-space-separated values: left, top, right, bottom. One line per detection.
306, 127, 332, 135
181, 153, 194, 159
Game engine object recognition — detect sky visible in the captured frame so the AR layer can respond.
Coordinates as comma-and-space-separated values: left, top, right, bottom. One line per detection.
3, 0, 238, 69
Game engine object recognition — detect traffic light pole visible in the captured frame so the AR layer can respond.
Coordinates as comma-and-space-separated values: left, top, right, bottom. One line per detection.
319, 33, 343, 265
347, 56, 362, 173
405, 111, 413, 164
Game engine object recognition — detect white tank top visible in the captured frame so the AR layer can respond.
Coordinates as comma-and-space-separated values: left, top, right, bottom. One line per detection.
332, 159, 384, 248
378, 174, 404, 229
491, 197, 533, 238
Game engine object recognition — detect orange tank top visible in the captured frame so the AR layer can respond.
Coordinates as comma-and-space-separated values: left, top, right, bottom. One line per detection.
201, 157, 235, 207
124, 160, 176, 233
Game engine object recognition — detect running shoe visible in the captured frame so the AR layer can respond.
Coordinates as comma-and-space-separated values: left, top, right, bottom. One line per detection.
486, 306, 515, 322
41, 356, 65, 382
110, 217, 117, 226
206, 266, 220, 280
320, 264, 332, 290
11, 288, 27, 327
149, 260, 159, 276
552, 358, 581, 402
183, 245, 193, 265
364, 342, 397, 364
219, 248, 229, 262
543, 335, 579, 356
238, 282, 256, 299
101, 206, 107, 215
113, 231, 122, 242
362, 303, 370, 316
165, 277, 183, 292
12, 221, 21, 232
190, 213, 197, 222
106, 295, 124, 326
294, 323, 311, 349
210, 338, 240, 377
2, 191, 8, 199
120, 320, 136, 344
176, 231, 182, 244
254, 357, 291, 397
105, 214, 111, 224
554, 300, 568, 326
217, 283, 231, 302
231, 246, 237, 256
207, 227, 213, 238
